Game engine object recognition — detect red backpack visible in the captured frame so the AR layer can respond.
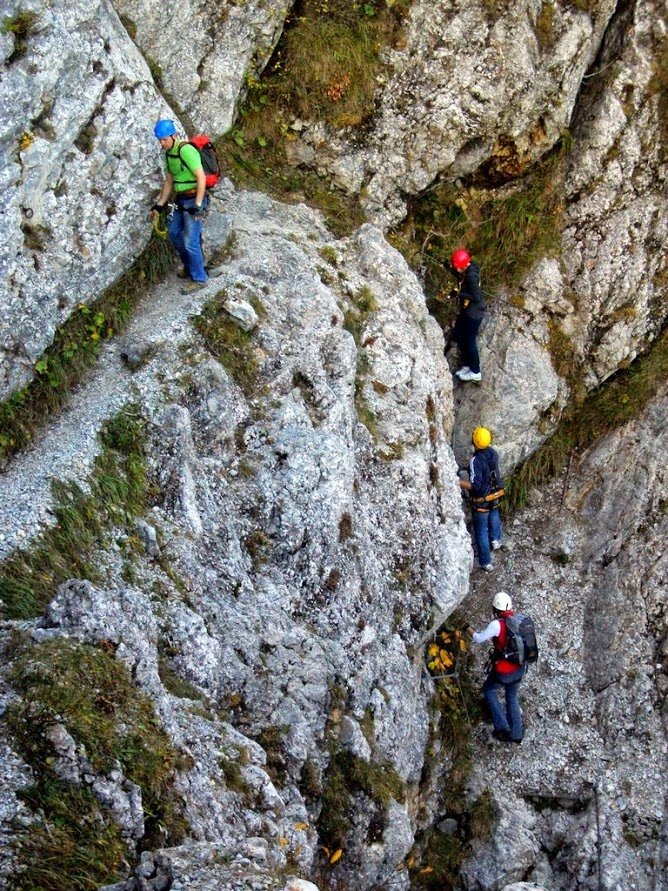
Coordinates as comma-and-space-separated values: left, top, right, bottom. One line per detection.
179, 135, 221, 189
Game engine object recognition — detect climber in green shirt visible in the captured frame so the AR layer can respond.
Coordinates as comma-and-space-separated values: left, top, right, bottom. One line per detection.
151, 119, 209, 294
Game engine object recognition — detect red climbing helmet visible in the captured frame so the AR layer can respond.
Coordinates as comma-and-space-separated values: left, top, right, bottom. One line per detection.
451, 249, 471, 272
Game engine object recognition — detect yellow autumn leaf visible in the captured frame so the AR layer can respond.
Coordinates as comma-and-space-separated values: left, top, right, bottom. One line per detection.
459, 638, 468, 651
419, 866, 434, 874
427, 660, 437, 670
294, 822, 309, 831
320, 846, 331, 858
440, 632, 451, 643
278, 837, 289, 847
330, 849, 343, 864
407, 856, 416, 868
427, 644, 439, 656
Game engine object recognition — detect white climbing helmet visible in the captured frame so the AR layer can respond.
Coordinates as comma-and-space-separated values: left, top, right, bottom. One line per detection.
492, 591, 512, 612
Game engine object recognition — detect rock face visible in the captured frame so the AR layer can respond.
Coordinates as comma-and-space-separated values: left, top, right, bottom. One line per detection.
309, 0, 618, 225
0, 192, 472, 889
110, 0, 293, 135
460, 387, 668, 890
0, 0, 168, 401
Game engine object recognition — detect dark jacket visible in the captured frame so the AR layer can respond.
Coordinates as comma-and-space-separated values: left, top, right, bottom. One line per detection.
468, 446, 504, 499
456, 262, 485, 320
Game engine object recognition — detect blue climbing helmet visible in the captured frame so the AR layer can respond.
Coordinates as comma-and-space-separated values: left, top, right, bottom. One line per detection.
153, 119, 177, 139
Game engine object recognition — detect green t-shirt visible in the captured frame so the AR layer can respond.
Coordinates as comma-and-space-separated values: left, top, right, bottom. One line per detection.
165, 140, 202, 193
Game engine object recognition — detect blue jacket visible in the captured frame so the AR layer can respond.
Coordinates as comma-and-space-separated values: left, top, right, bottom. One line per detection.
468, 447, 504, 498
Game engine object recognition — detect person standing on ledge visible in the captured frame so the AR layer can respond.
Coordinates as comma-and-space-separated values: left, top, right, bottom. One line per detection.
459, 426, 504, 572
150, 119, 210, 295
467, 591, 526, 743
449, 248, 485, 382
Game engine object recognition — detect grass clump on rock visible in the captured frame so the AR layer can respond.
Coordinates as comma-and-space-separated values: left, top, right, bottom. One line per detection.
0, 406, 150, 620
216, 1, 411, 235
506, 326, 668, 512
0, 236, 172, 467
193, 291, 260, 395
6, 638, 188, 890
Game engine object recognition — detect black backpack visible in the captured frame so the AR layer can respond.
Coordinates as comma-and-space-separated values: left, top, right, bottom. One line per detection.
502, 614, 538, 665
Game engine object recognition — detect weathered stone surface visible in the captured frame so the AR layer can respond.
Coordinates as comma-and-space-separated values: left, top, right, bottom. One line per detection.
111, 0, 293, 134
0, 0, 171, 401
307, 0, 618, 225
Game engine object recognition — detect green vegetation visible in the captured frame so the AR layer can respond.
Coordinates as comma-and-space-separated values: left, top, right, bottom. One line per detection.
9, 780, 126, 891
407, 622, 493, 887
390, 134, 570, 301
343, 286, 377, 345
216, 1, 411, 235
506, 326, 668, 512
0, 236, 172, 466
318, 745, 406, 851
7, 639, 188, 889
0, 406, 150, 619
2, 10, 39, 62
193, 291, 260, 395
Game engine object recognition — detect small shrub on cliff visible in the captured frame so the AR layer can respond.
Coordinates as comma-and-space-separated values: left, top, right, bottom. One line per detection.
3, 10, 39, 62
193, 291, 260, 395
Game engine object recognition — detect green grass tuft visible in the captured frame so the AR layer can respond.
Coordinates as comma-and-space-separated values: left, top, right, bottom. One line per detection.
0, 406, 150, 620
193, 291, 261, 395
318, 745, 406, 850
6, 638, 188, 888
9, 779, 126, 891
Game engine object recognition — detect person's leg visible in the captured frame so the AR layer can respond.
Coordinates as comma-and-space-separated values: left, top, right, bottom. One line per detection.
502, 669, 525, 740
483, 673, 510, 734
181, 199, 208, 282
168, 208, 190, 272
472, 509, 492, 567
490, 508, 502, 548
464, 317, 482, 374
452, 315, 467, 368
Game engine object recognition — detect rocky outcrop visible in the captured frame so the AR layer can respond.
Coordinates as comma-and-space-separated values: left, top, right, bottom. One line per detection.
0, 192, 472, 889
0, 0, 169, 401
304, 0, 618, 225
110, 0, 293, 135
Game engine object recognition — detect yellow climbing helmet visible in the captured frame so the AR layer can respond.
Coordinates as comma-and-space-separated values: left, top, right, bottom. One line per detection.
472, 426, 492, 449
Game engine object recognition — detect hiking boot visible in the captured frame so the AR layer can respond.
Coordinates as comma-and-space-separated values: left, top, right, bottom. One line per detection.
458, 369, 482, 382
492, 729, 511, 742
491, 540, 502, 551
480, 563, 494, 573
207, 265, 224, 279
455, 366, 470, 377
180, 280, 207, 295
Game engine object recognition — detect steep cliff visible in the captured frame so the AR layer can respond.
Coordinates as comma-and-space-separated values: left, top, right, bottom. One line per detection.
0, 0, 666, 889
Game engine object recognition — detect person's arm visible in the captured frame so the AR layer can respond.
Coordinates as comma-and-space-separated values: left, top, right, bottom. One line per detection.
471, 619, 501, 644
194, 166, 206, 208
152, 172, 174, 213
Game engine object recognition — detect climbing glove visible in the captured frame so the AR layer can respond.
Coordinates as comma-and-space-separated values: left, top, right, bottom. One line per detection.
186, 204, 204, 216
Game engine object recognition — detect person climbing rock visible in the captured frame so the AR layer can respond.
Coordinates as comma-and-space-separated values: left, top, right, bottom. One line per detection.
459, 426, 504, 571
467, 591, 526, 743
449, 248, 485, 382
150, 119, 211, 295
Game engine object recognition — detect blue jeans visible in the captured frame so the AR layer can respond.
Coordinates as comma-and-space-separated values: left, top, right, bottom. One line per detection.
168, 195, 209, 282
472, 507, 501, 567
453, 314, 482, 373
483, 665, 526, 740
